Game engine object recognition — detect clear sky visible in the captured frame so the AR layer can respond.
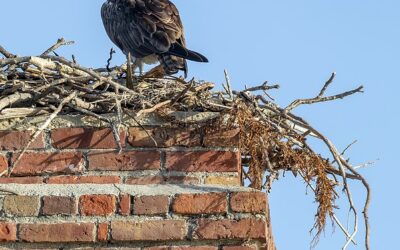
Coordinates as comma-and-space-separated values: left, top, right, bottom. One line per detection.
0, 1, 398, 249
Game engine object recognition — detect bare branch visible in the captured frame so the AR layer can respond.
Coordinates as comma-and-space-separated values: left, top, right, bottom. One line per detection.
41, 38, 75, 56
0, 45, 16, 58
107, 48, 116, 72
7, 91, 78, 177
285, 73, 364, 112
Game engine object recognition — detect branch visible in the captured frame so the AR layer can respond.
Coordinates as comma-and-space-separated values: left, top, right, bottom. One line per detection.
41, 38, 75, 56
0, 45, 16, 58
7, 91, 78, 177
285, 73, 364, 112
107, 48, 116, 72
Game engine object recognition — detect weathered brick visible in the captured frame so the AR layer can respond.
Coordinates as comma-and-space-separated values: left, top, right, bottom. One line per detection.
98, 223, 109, 242
204, 176, 240, 186
79, 195, 116, 216
230, 192, 266, 213
0, 131, 44, 150
119, 194, 131, 216
51, 128, 126, 149
46, 175, 121, 184
125, 176, 199, 185
0, 177, 44, 184
79, 248, 140, 250
3, 195, 40, 216
0, 223, 16, 242
111, 220, 186, 241
193, 219, 266, 240
11, 152, 84, 176
42, 196, 77, 216
133, 195, 169, 215
222, 246, 257, 250
19, 223, 95, 242
203, 128, 240, 147
128, 127, 200, 147
166, 151, 240, 172
145, 247, 218, 250
173, 193, 227, 215
0, 155, 8, 176
88, 151, 160, 171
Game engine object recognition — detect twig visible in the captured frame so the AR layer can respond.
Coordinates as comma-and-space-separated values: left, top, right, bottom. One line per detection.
42, 55, 138, 95
41, 38, 75, 56
243, 81, 280, 92
107, 48, 116, 72
0, 93, 33, 111
7, 91, 77, 177
285, 73, 364, 112
136, 100, 171, 118
0, 45, 16, 58
223, 69, 233, 100
124, 108, 159, 147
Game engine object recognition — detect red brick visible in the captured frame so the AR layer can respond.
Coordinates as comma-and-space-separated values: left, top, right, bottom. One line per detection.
128, 127, 200, 147
42, 196, 77, 215
111, 220, 186, 241
46, 175, 120, 184
230, 192, 266, 213
19, 223, 95, 242
0, 177, 44, 184
98, 223, 109, 242
119, 194, 131, 216
79, 195, 116, 216
166, 151, 240, 172
203, 128, 240, 147
0, 223, 16, 242
173, 193, 227, 215
222, 246, 257, 250
11, 152, 84, 176
51, 128, 126, 149
125, 176, 199, 185
0, 155, 8, 176
0, 131, 44, 150
145, 247, 217, 250
88, 151, 160, 171
133, 195, 169, 215
193, 219, 266, 240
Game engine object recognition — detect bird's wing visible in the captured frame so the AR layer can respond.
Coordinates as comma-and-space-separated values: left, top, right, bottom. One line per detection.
101, 0, 185, 58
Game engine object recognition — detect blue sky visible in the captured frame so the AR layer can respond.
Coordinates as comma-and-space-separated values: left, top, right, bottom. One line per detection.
1, 1, 398, 249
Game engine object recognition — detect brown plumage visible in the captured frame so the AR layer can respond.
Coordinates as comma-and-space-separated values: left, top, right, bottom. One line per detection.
101, 0, 208, 77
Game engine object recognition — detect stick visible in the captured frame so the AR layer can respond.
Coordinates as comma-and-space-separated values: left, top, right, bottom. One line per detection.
0, 45, 16, 58
107, 48, 116, 72
285, 73, 364, 112
136, 100, 171, 118
41, 38, 75, 56
7, 91, 77, 177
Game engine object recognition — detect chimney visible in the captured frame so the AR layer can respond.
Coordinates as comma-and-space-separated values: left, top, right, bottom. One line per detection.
0, 113, 275, 250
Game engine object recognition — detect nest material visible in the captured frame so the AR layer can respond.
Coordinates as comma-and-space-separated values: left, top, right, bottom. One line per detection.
0, 39, 371, 249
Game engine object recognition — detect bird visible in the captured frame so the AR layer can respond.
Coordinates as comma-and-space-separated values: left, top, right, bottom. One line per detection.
101, 0, 208, 82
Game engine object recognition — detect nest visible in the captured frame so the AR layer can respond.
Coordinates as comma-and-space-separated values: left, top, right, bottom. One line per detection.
0, 39, 371, 249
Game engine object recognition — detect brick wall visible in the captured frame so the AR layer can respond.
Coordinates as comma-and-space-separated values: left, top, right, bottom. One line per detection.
0, 115, 275, 250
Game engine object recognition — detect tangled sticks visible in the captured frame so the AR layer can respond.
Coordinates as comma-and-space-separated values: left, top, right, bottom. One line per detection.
0, 39, 370, 249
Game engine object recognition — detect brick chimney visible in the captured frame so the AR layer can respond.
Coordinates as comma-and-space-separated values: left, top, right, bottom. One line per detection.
0, 113, 275, 250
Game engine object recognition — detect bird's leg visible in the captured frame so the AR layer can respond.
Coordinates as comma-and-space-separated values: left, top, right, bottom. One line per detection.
138, 60, 144, 76
126, 52, 134, 89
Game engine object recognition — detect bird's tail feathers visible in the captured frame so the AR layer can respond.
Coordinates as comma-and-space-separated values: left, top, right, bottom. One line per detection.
168, 43, 209, 63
